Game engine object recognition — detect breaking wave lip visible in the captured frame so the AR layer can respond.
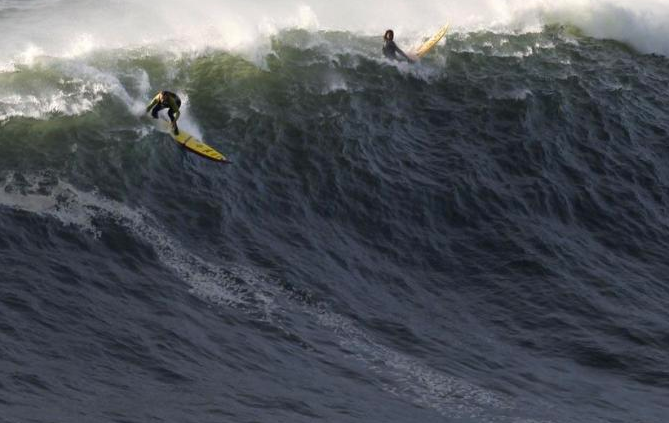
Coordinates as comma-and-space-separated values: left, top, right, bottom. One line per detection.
514, 0, 669, 56
0, 85, 104, 122
0, 57, 152, 122
0, 172, 536, 421
1, 0, 667, 75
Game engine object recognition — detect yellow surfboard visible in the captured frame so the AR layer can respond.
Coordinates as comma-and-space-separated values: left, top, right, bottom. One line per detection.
157, 119, 230, 163
414, 23, 450, 58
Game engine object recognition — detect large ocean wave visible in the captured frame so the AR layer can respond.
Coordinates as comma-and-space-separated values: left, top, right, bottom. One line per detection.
2, 2, 669, 423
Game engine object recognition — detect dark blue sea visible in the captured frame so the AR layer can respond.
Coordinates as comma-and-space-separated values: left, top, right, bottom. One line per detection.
2, 1, 669, 422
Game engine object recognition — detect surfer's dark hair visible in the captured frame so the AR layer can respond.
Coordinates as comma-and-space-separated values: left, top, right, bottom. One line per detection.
384, 30, 394, 40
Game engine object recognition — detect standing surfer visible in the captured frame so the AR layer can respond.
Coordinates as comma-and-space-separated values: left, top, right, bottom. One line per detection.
146, 91, 182, 135
382, 30, 413, 63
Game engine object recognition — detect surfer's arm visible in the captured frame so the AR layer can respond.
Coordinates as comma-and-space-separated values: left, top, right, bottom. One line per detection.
396, 47, 414, 63
145, 95, 159, 113
389, 40, 413, 63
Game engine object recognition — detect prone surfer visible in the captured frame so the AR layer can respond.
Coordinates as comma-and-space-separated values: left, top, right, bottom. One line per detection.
146, 90, 181, 135
382, 30, 413, 63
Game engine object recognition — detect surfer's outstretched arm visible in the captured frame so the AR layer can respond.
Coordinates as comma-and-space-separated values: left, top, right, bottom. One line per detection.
397, 47, 414, 63
145, 95, 159, 113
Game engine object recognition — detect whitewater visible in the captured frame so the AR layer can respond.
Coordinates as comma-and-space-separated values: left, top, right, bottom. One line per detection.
1, 1, 669, 423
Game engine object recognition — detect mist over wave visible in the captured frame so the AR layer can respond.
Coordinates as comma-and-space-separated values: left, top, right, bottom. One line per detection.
1, 0, 668, 71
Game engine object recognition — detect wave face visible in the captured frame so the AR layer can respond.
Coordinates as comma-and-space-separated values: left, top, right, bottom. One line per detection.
2, 2, 669, 423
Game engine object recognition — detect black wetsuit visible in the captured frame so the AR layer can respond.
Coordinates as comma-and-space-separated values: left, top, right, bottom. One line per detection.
146, 91, 182, 135
150, 91, 181, 122
383, 39, 410, 62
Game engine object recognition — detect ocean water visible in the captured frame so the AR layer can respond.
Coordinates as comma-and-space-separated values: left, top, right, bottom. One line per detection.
1, 1, 669, 422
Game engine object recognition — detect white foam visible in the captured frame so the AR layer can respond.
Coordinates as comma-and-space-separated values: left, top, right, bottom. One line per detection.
0, 58, 149, 121
0, 174, 100, 235
5, 1, 661, 125
0, 84, 104, 122
309, 307, 512, 419
321, 76, 348, 95
17, 44, 45, 67
62, 33, 97, 59
1, 0, 667, 69
0, 172, 261, 307
509, 0, 669, 55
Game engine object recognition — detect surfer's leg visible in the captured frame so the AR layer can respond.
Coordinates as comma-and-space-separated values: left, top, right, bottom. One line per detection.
168, 109, 179, 135
151, 104, 164, 119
